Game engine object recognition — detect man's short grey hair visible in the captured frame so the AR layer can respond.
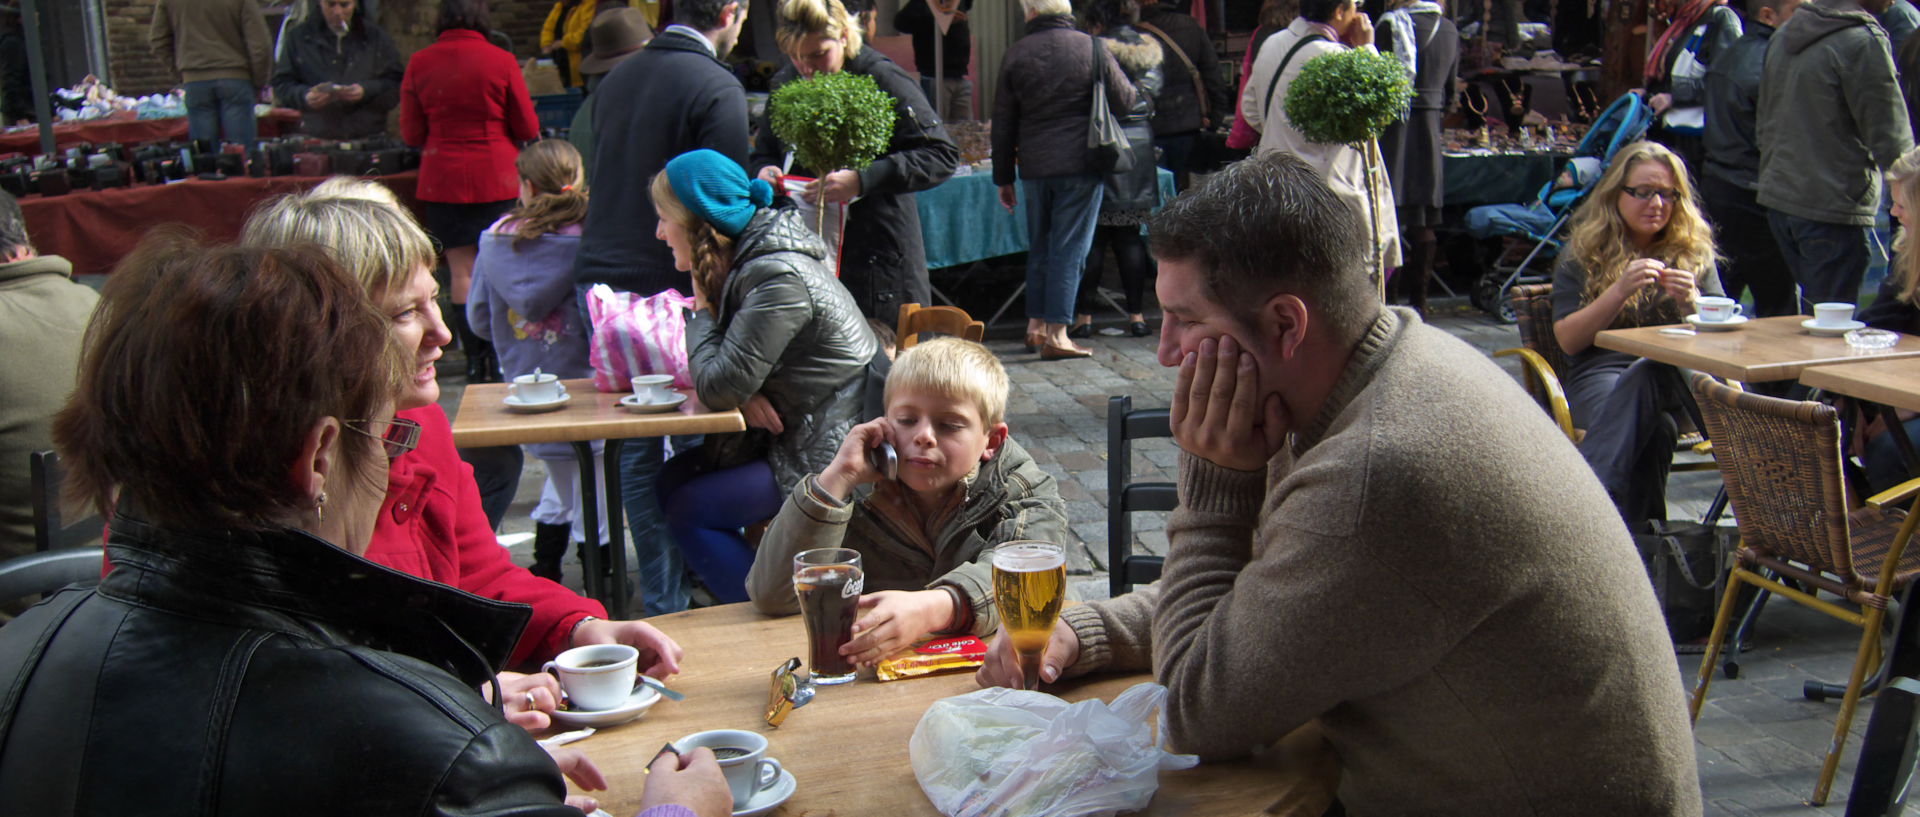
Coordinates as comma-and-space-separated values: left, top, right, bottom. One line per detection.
1021, 0, 1072, 17
1147, 152, 1377, 340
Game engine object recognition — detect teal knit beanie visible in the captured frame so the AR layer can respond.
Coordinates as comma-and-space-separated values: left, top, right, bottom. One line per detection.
664, 149, 775, 239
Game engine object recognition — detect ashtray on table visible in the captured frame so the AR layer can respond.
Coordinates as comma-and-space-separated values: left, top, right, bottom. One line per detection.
1846, 328, 1899, 350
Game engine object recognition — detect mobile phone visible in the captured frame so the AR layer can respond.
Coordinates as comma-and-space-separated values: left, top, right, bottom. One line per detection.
865, 440, 898, 481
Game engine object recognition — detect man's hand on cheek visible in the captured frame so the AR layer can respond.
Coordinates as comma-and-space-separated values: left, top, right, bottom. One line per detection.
1170, 334, 1290, 471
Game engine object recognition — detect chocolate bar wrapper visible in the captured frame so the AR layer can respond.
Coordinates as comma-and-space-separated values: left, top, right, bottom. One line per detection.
875, 636, 987, 682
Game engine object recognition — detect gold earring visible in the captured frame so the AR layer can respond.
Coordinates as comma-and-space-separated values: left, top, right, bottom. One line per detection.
316, 491, 328, 524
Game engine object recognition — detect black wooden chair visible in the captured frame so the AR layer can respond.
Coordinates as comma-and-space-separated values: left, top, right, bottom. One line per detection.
1107, 396, 1176, 598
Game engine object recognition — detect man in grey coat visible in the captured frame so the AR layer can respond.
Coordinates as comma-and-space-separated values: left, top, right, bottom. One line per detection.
1757, 0, 1913, 308
0, 191, 97, 562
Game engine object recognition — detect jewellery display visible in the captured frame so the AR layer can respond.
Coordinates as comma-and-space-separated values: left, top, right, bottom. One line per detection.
1501, 78, 1526, 116
1464, 87, 1490, 144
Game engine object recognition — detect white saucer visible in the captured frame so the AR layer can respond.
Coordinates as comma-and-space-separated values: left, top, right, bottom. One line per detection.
733, 767, 796, 817
1803, 318, 1867, 337
1686, 314, 1749, 332
549, 677, 664, 728
619, 392, 689, 413
503, 392, 571, 413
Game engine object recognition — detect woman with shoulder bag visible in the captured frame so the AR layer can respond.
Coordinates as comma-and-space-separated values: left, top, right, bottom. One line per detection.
1071, 0, 1164, 340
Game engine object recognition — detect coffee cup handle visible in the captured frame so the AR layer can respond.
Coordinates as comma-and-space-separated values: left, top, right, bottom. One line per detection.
508, 382, 522, 400
540, 660, 559, 677
1729, 304, 1744, 317
754, 758, 782, 795
555, 382, 568, 396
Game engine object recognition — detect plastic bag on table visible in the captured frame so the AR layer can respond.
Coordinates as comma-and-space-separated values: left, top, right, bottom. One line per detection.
909, 682, 1198, 817
585, 283, 695, 393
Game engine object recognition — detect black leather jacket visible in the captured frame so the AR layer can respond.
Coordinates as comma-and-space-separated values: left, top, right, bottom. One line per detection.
752, 47, 959, 318
0, 513, 575, 816
686, 205, 878, 492
271, 0, 405, 140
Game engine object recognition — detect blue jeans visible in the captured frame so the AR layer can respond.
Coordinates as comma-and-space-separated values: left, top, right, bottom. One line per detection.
184, 79, 257, 144
1767, 210, 1873, 310
574, 282, 700, 616
1022, 174, 1104, 325
657, 454, 783, 605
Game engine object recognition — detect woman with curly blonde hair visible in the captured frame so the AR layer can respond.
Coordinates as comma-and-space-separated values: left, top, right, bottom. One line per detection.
1857, 145, 1920, 494
1550, 140, 1724, 527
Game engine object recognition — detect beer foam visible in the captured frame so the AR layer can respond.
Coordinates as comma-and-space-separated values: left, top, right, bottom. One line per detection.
992, 547, 1064, 573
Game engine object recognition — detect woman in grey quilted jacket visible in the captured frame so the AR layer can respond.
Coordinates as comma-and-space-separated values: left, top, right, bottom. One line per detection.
651, 149, 880, 604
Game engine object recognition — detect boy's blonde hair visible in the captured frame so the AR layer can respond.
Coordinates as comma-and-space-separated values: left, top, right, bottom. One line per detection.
242, 179, 435, 300
884, 338, 1009, 426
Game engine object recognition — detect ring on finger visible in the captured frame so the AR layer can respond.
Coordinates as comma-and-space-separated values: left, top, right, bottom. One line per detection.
526, 691, 539, 709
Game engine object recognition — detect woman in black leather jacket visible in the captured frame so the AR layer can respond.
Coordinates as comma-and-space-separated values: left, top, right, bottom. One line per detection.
1070, 0, 1163, 340
653, 149, 879, 605
751, 0, 959, 322
0, 234, 728, 817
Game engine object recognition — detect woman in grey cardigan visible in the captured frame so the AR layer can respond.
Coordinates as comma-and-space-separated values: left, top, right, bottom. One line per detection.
652, 149, 879, 605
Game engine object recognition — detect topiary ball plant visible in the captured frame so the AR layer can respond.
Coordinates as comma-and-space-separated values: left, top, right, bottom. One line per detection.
767, 70, 896, 180
1283, 48, 1414, 147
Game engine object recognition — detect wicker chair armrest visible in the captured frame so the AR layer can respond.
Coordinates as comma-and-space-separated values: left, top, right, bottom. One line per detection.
1867, 477, 1920, 510
1493, 347, 1576, 441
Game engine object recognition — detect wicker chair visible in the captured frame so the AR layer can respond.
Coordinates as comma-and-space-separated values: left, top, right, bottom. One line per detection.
1685, 373, 1920, 806
896, 303, 984, 350
1493, 284, 1577, 441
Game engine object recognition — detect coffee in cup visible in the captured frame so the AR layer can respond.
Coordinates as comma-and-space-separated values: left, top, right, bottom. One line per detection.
631, 373, 675, 403
1695, 296, 1742, 323
1813, 302, 1856, 328
542, 644, 637, 711
510, 372, 566, 404
676, 729, 783, 808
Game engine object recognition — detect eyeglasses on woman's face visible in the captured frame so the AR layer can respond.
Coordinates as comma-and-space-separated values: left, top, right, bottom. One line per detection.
344, 417, 423, 459
1621, 185, 1678, 203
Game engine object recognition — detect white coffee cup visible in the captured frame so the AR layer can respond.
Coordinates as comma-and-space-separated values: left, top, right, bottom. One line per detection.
1695, 296, 1742, 323
1813, 302, 1856, 328
675, 729, 782, 808
510, 372, 567, 404
542, 644, 637, 711
631, 374, 675, 403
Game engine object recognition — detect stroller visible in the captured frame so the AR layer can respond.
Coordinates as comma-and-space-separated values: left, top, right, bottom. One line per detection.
1466, 91, 1656, 322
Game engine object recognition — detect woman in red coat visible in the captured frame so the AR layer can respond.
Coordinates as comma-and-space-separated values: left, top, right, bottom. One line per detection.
402, 0, 541, 382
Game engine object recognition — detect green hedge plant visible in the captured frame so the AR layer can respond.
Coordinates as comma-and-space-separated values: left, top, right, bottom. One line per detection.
1283, 48, 1414, 292
768, 71, 896, 235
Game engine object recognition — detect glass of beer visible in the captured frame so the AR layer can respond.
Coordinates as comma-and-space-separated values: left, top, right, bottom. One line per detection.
992, 541, 1067, 690
793, 548, 863, 685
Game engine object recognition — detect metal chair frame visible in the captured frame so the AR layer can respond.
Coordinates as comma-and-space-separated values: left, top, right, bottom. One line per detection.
1106, 395, 1176, 598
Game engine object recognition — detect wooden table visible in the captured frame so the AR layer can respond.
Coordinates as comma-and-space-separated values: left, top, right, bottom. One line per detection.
552, 603, 1340, 817
1594, 315, 1920, 383
451, 379, 745, 616
1801, 358, 1920, 473
1800, 358, 1920, 413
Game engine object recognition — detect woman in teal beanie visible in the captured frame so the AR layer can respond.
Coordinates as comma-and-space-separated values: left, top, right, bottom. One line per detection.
651, 149, 879, 603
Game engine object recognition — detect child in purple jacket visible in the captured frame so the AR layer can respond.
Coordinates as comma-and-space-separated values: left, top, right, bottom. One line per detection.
469, 138, 604, 580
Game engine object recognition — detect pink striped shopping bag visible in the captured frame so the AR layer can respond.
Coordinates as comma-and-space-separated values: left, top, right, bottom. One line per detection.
585, 284, 696, 393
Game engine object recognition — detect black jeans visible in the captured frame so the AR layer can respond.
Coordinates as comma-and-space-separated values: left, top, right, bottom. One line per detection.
1156, 131, 1197, 192
1767, 209, 1873, 310
1701, 174, 1798, 318
1078, 224, 1151, 316
457, 444, 524, 530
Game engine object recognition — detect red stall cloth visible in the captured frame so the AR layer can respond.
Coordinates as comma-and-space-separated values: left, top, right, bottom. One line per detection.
19, 170, 419, 277
0, 108, 303, 155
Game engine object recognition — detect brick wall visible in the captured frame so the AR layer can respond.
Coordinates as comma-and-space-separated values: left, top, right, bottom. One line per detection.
101, 0, 558, 97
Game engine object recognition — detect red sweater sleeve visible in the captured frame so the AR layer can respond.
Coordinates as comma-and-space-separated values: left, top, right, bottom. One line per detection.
503, 55, 540, 144
366, 406, 605, 668
400, 53, 427, 147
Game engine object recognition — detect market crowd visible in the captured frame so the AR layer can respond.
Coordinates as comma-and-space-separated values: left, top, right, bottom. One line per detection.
7, 0, 1920, 814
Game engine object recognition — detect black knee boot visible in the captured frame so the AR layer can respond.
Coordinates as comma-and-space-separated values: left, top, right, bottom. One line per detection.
448, 308, 496, 383
531, 522, 569, 582
1398, 231, 1436, 319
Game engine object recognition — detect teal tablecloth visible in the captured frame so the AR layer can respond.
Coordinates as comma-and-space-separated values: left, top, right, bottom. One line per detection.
917, 168, 1179, 270
1442, 151, 1569, 208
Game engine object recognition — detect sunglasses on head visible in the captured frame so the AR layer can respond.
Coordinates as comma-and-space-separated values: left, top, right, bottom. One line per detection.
344, 417, 423, 459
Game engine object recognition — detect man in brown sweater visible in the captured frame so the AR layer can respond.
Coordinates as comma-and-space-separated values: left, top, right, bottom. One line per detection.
979, 153, 1702, 814
150, 0, 271, 144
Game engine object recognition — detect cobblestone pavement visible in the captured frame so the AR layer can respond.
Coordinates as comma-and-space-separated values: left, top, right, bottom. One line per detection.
444, 298, 1880, 815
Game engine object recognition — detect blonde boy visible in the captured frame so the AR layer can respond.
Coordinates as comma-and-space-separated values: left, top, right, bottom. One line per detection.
746, 338, 1069, 665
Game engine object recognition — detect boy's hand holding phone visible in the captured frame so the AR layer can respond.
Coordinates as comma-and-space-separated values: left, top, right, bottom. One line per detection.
817, 417, 896, 500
